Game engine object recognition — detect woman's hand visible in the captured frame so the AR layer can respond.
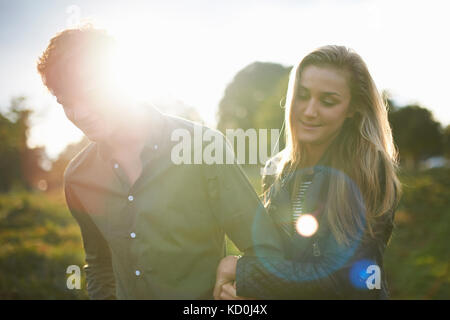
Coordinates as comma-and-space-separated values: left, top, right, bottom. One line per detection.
217, 281, 244, 300
217, 281, 257, 300
213, 255, 258, 300
213, 255, 239, 300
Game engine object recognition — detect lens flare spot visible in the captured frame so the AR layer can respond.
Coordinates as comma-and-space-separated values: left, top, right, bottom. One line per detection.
349, 259, 377, 290
295, 214, 318, 237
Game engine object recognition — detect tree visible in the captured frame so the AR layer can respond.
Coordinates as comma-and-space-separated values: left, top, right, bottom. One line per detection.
0, 97, 47, 192
217, 62, 291, 131
0, 112, 22, 191
443, 125, 450, 160
389, 105, 443, 169
216, 62, 291, 165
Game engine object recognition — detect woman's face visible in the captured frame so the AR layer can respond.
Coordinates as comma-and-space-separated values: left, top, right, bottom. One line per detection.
291, 65, 352, 147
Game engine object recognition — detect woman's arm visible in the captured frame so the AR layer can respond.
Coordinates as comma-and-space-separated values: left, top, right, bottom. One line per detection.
215, 232, 385, 299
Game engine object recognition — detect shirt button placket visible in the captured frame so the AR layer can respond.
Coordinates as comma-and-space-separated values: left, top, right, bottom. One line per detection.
127, 193, 139, 281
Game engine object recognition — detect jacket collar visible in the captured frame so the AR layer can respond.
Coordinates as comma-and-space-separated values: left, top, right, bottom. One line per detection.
267, 142, 336, 239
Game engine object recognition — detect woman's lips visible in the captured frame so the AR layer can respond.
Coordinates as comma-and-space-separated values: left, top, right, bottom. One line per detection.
299, 119, 321, 129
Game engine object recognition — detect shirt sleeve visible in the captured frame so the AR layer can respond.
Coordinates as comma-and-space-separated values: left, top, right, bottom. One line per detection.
203, 153, 284, 259
64, 183, 117, 300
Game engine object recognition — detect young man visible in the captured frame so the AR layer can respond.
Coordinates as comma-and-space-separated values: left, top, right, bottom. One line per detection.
37, 25, 283, 299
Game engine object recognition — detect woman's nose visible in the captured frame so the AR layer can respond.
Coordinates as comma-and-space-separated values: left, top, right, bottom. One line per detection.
303, 99, 318, 117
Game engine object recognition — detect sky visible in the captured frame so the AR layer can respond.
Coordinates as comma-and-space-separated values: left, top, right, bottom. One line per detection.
1, 0, 449, 159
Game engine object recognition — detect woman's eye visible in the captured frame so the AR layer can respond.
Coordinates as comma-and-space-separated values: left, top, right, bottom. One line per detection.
321, 100, 336, 106
297, 93, 309, 100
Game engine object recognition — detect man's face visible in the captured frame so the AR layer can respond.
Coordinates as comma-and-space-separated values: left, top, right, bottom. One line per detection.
50, 46, 121, 143
55, 84, 115, 142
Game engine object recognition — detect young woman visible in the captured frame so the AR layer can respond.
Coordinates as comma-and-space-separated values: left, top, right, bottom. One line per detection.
213, 45, 401, 299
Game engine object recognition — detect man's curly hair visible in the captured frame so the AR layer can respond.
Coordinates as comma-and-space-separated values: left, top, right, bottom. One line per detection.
37, 24, 115, 95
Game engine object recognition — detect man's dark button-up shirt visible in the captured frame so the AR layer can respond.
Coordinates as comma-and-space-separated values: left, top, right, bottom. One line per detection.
64, 107, 284, 299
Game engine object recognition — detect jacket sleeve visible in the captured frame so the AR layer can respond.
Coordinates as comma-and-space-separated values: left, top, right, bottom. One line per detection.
64, 184, 117, 300
235, 224, 387, 299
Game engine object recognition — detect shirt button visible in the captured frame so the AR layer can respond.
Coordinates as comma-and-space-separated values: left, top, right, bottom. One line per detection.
113, 163, 119, 169
135, 270, 141, 276
130, 232, 136, 238
128, 195, 134, 202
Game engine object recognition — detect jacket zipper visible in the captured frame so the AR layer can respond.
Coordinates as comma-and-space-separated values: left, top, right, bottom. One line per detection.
312, 241, 321, 257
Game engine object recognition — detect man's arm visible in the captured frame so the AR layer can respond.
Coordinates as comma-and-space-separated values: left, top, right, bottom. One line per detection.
64, 184, 116, 300
205, 160, 284, 258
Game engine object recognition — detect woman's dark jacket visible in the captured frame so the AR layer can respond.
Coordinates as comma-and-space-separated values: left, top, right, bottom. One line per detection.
235, 153, 397, 299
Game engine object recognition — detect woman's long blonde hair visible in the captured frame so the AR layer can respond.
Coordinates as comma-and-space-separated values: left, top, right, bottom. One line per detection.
278, 45, 401, 245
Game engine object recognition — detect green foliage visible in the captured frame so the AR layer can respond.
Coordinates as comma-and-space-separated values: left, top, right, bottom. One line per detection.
0, 104, 25, 192
0, 96, 47, 192
444, 125, 450, 159
217, 62, 291, 132
216, 62, 291, 165
389, 105, 444, 169
0, 192, 88, 299
384, 168, 450, 299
